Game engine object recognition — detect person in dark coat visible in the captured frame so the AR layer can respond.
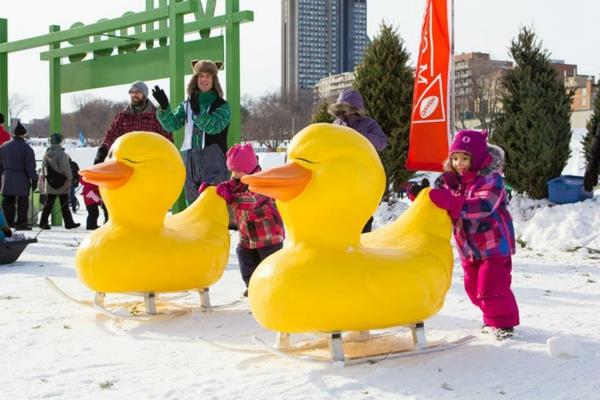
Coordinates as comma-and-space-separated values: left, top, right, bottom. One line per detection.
328, 88, 388, 232
0, 121, 37, 230
584, 124, 600, 192
38, 133, 80, 230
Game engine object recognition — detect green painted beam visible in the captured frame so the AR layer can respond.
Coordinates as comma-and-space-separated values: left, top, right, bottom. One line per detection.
49, 25, 62, 226
59, 36, 224, 93
0, 19, 7, 119
197, 0, 218, 38
39, 11, 253, 61
225, 0, 241, 146
169, 0, 187, 214
0, 1, 197, 53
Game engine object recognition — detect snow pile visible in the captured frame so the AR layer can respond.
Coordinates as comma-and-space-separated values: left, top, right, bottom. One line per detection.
547, 337, 584, 358
510, 195, 600, 253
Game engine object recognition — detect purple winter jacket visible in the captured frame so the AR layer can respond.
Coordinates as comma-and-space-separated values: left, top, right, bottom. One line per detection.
436, 145, 516, 261
331, 89, 388, 151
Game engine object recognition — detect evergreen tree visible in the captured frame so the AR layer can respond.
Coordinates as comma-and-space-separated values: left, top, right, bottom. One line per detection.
581, 91, 600, 165
311, 100, 335, 123
354, 23, 414, 194
492, 27, 573, 199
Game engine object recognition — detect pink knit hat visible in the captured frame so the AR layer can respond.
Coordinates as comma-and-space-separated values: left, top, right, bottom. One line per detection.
226, 143, 258, 174
449, 129, 491, 170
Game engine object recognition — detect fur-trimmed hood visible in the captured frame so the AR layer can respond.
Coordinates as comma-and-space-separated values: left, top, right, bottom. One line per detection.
479, 144, 505, 176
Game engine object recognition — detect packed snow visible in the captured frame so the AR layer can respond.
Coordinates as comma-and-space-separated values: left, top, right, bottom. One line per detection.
1, 144, 599, 399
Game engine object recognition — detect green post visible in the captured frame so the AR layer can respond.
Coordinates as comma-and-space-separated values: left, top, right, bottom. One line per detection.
49, 25, 62, 226
0, 19, 8, 121
225, 0, 241, 146
169, 0, 187, 213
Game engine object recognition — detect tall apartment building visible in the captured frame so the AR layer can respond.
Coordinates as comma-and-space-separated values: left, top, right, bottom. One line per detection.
281, 0, 368, 96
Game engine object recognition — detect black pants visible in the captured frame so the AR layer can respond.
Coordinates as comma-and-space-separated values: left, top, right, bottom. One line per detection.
2, 195, 29, 227
236, 243, 283, 287
39, 194, 75, 227
86, 204, 99, 229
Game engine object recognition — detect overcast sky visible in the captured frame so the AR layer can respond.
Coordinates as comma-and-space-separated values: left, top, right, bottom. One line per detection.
2, 0, 599, 121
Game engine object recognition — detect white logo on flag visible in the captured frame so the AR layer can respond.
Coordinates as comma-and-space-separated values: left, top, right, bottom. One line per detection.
419, 96, 439, 119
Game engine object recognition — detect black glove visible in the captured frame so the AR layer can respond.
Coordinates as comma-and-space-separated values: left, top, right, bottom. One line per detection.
94, 145, 109, 164
152, 85, 170, 110
2, 227, 12, 238
189, 93, 200, 114
31, 180, 37, 192
583, 163, 598, 192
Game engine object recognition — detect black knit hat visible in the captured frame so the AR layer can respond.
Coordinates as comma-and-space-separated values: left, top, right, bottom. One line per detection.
13, 121, 26, 136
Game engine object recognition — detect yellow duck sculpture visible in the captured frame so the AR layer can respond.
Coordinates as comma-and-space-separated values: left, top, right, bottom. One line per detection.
76, 131, 230, 295
242, 123, 453, 334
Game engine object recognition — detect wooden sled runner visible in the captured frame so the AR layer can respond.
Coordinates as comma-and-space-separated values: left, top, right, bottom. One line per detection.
45, 277, 241, 319
252, 324, 476, 366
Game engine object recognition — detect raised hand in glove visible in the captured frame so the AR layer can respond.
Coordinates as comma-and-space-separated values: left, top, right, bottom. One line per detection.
189, 93, 200, 114
151, 85, 170, 110
1, 226, 12, 238
429, 188, 465, 219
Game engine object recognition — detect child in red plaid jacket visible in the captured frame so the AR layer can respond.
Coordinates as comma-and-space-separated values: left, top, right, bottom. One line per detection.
429, 129, 519, 340
200, 143, 285, 296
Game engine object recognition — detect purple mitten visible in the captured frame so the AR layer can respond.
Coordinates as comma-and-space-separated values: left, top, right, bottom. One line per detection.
437, 172, 460, 190
429, 188, 465, 219
216, 182, 234, 204
198, 181, 211, 194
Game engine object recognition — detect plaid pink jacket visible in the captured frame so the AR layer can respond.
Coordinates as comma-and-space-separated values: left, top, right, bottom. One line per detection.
437, 147, 515, 260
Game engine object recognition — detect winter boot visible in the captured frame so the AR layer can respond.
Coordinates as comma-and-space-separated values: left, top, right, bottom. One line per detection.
38, 212, 51, 230
494, 327, 514, 341
62, 208, 80, 230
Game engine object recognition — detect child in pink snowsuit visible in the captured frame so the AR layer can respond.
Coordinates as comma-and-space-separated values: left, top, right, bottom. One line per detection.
429, 129, 519, 340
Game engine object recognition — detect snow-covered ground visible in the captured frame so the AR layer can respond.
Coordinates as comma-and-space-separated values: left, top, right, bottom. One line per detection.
1, 187, 600, 399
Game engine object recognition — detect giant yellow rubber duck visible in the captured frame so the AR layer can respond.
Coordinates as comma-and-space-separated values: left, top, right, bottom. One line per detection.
242, 123, 453, 333
76, 131, 230, 293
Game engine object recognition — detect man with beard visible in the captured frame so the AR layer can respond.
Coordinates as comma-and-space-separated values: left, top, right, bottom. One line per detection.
94, 81, 173, 164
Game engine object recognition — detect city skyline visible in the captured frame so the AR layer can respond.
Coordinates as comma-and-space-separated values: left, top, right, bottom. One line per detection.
1, 0, 599, 121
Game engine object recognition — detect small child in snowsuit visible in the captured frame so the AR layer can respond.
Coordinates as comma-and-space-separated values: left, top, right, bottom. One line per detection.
200, 143, 285, 297
80, 167, 107, 230
429, 129, 519, 340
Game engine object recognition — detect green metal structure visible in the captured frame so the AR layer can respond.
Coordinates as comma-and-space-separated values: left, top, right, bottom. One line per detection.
0, 0, 253, 215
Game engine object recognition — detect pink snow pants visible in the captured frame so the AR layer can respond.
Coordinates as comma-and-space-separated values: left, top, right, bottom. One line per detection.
461, 256, 520, 328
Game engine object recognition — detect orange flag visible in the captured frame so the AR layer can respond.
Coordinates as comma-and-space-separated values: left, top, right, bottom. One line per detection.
406, 0, 451, 172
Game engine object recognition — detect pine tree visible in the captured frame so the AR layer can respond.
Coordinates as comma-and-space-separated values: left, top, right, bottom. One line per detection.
492, 27, 573, 199
354, 23, 414, 194
581, 91, 600, 165
311, 100, 335, 123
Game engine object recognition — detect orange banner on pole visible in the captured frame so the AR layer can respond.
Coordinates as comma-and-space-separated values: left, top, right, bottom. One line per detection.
406, 0, 451, 172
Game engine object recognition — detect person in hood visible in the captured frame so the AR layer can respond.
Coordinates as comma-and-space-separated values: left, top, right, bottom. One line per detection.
430, 129, 519, 341
328, 88, 388, 151
0, 121, 37, 230
329, 89, 388, 232
38, 133, 80, 230
94, 81, 173, 164
153, 60, 230, 204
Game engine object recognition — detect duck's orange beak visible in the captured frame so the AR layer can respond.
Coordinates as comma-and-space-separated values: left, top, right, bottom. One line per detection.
241, 162, 312, 202
80, 160, 134, 189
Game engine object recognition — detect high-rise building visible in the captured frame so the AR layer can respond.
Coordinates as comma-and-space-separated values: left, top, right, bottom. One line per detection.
281, 0, 368, 96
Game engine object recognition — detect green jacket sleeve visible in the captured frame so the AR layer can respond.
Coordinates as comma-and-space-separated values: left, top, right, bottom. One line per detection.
192, 101, 231, 135
156, 102, 187, 132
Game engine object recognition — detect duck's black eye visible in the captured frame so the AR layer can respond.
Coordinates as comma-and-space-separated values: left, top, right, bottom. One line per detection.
296, 157, 316, 164
122, 158, 141, 164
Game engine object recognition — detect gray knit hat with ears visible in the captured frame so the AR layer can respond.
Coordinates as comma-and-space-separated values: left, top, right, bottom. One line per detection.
129, 81, 149, 97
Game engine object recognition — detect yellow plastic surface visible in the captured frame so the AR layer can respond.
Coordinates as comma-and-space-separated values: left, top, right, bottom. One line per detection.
76, 131, 230, 293
242, 123, 453, 333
